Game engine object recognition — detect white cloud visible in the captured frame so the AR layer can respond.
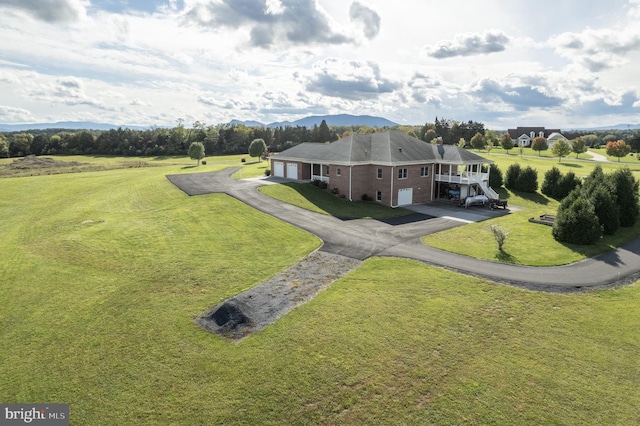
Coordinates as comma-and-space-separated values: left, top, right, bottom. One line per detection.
302, 58, 402, 99
349, 2, 381, 40
550, 28, 640, 72
426, 30, 510, 58
0, 0, 88, 23
0, 105, 36, 122
0, 0, 638, 128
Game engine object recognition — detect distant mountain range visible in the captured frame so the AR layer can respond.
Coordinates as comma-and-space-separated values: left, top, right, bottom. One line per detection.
229, 114, 398, 128
2, 117, 639, 133
0, 121, 150, 132
568, 123, 640, 131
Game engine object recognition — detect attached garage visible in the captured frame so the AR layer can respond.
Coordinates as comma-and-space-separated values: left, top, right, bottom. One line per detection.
286, 163, 298, 179
397, 188, 413, 206
273, 161, 285, 178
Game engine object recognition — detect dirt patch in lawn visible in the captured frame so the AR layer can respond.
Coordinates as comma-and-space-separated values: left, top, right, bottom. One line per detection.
196, 251, 362, 341
0, 155, 162, 177
6, 155, 87, 169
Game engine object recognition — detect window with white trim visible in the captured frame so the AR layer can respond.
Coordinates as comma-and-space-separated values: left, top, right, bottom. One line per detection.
377, 168, 382, 179
376, 191, 382, 202
336, 168, 341, 176
421, 166, 429, 177
398, 168, 408, 179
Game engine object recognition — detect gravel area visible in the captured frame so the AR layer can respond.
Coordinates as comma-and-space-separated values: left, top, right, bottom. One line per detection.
196, 251, 362, 341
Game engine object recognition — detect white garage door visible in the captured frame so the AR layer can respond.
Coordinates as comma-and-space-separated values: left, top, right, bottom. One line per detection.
398, 188, 413, 206
286, 163, 298, 179
273, 161, 284, 178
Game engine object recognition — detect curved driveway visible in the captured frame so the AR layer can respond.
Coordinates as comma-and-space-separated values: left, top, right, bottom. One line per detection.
167, 169, 640, 292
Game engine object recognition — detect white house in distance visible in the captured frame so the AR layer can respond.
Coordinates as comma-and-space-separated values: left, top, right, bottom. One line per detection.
507, 127, 567, 147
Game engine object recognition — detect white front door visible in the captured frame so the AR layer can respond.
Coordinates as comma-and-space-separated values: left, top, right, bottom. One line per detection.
273, 161, 284, 178
398, 188, 413, 206
286, 163, 298, 179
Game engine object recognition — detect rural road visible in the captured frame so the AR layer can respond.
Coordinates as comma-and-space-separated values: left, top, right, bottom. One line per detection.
167, 169, 640, 292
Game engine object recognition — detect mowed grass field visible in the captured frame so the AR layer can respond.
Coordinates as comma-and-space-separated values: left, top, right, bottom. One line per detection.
1, 156, 640, 424
425, 153, 640, 265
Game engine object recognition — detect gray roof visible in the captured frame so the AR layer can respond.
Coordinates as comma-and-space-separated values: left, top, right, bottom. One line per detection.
507, 127, 562, 139
273, 130, 491, 166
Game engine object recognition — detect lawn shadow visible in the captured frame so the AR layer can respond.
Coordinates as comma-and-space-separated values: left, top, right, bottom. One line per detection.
512, 190, 549, 205
277, 182, 412, 221
181, 164, 198, 169
558, 162, 583, 169
495, 250, 518, 263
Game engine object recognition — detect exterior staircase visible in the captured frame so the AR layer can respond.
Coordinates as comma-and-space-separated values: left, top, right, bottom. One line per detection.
479, 181, 499, 199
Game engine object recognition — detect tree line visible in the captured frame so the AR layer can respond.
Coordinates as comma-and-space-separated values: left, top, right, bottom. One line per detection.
1, 117, 639, 158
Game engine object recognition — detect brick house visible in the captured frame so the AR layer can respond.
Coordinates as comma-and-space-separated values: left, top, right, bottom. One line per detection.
270, 130, 495, 207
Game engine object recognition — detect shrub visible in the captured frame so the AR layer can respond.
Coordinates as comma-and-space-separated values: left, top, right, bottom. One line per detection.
488, 164, 503, 188
489, 224, 509, 251
361, 194, 372, 201
331, 187, 339, 195
555, 172, 580, 200
590, 185, 620, 235
541, 167, 562, 198
552, 195, 602, 244
610, 168, 640, 226
505, 163, 521, 190
201, 160, 207, 165
264, 169, 271, 176
241, 157, 246, 163
516, 166, 538, 193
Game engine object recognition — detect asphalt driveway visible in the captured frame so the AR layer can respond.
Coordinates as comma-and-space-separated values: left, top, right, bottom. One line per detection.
167, 169, 640, 292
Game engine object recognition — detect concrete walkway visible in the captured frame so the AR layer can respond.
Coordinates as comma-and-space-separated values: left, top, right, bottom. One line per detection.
587, 150, 609, 162
167, 169, 640, 292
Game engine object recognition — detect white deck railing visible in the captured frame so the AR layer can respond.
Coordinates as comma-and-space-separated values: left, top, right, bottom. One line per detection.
435, 172, 489, 184
311, 175, 329, 183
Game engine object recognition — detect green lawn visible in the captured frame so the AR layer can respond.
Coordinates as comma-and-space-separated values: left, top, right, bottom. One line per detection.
259, 181, 412, 219
424, 152, 640, 265
423, 187, 640, 265
2, 158, 640, 424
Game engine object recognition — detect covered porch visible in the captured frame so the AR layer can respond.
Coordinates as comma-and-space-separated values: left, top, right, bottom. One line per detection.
310, 163, 330, 183
434, 162, 496, 202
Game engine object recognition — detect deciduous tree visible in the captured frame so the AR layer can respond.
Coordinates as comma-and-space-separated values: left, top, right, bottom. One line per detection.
605, 140, 631, 162
248, 138, 267, 162
531, 136, 548, 156
470, 132, 485, 150
571, 137, 587, 158
0, 134, 8, 157
188, 141, 205, 166
551, 139, 571, 162
500, 133, 514, 153
489, 224, 509, 252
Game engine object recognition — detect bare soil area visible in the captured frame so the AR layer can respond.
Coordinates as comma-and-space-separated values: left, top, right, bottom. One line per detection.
0, 155, 157, 177
196, 251, 362, 341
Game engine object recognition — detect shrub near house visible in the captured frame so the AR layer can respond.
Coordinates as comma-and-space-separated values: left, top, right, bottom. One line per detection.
552, 165, 639, 244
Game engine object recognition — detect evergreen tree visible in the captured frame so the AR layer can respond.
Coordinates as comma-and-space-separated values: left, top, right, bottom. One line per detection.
610, 168, 639, 226
541, 167, 562, 198
552, 195, 602, 244
505, 163, 521, 190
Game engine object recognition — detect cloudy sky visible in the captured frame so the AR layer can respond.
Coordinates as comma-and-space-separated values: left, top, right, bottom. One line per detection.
1, 0, 639, 129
